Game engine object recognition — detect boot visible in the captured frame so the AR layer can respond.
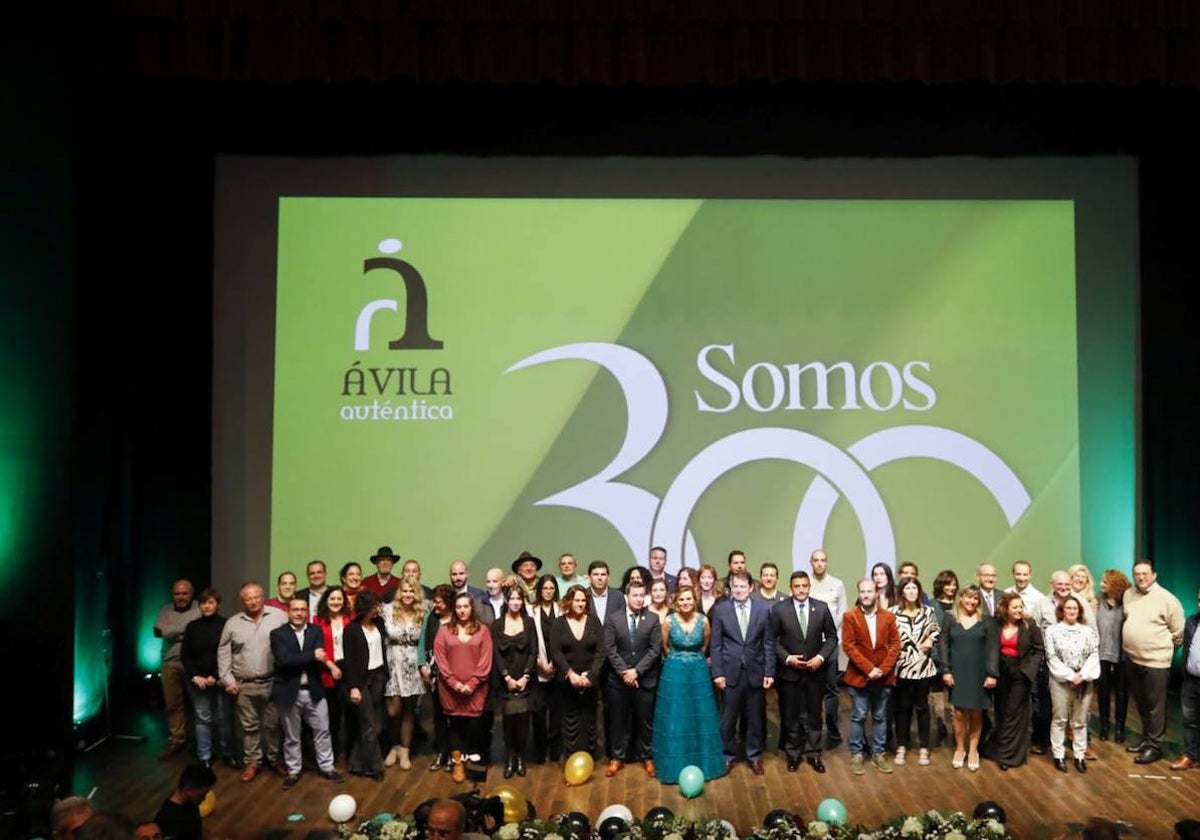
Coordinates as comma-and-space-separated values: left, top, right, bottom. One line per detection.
398, 747, 411, 770
503, 754, 516, 779
451, 750, 466, 783
429, 752, 445, 772
515, 755, 526, 777
384, 746, 400, 767
1099, 720, 1110, 741
1114, 723, 1126, 744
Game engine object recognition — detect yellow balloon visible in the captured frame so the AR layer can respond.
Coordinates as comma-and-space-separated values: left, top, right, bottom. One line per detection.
198, 790, 216, 818
489, 784, 528, 823
563, 751, 594, 786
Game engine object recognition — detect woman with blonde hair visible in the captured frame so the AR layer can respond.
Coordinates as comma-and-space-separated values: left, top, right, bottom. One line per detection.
383, 579, 426, 769
1096, 568, 1131, 742
696, 564, 725, 616
939, 585, 998, 771
1068, 564, 1099, 613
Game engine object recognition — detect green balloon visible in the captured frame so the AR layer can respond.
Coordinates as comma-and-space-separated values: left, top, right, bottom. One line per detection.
678, 765, 705, 798
815, 799, 847, 825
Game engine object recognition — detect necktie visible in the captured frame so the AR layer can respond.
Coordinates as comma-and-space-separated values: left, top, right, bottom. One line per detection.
737, 602, 749, 640
630, 612, 638, 636
799, 602, 808, 635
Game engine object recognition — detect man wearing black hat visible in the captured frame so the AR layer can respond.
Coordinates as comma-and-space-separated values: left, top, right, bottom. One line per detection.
512, 551, 542, 603
362, 546, 401, 600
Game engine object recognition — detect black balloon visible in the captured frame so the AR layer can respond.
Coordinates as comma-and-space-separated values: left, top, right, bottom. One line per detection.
645, 807, 675, 827
599, 816, 629, 840
764, 810, 795, 830
973, 801, 1007, 824
562, 812, 591, 839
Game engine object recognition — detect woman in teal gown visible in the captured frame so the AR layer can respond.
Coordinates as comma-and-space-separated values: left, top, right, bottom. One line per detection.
652, 585, 727, 783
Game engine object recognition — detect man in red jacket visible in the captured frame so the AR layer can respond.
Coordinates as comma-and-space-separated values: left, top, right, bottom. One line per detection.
842, 578, 901, 775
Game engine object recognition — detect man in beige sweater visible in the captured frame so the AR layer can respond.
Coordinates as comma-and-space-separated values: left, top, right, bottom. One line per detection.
1122, 559, 1185, 764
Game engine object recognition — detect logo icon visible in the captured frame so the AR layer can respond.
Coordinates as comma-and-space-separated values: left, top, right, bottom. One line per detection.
354, 238, 443, 351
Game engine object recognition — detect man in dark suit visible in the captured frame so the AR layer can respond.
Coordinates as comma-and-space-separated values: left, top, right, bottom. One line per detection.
587, 560, 626, 623
269, 597, 344, 788
648, 546, 677, 592
769, 571, 838, 773
710, 571, 775, 774
601, 579, 662, 777
448, 559, 485, 600
476, 567, 506, 624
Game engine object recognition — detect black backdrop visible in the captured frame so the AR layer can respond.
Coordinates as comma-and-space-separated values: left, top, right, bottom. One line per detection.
7, 8, 1199, 760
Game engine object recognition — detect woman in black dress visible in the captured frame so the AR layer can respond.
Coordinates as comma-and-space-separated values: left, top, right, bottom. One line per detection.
493, 585, 541, 777
939, 585, 998, 772
549, 584, 605, 757
342, 590, 388, 779
992, 592, 1043, 769
529, 574, 562, 763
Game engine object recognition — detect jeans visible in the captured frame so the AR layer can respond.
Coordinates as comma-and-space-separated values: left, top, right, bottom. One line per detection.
1182, 674, 1200, 761
848, 683, 891, 757
186, 681, 233, 762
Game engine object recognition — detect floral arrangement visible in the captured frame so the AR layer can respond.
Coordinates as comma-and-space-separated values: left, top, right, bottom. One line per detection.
340, 809, 1006, 840
745, 810, 1007, 840
340, 813, 421, 840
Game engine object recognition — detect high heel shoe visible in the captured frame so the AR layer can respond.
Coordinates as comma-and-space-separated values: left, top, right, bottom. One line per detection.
515, 756, 526, 777
384, 746, 400, 767
967, 752, 980, 772
952, 751, 965, 769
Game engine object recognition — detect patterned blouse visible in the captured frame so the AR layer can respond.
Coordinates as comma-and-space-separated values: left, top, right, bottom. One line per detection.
1044, 620, 1101, 683
890, 604, 940, 680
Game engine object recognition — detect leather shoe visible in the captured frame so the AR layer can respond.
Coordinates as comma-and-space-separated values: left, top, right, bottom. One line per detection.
320, 770, 345, 783
1126, 741, 1148, 754
1134, 747, 1162, 765
605, 759, 623, 777
644, 760, 656, 777
807, 756, 826, 774
239, 764, 259, 783
1171, 755, 1199, 771
1053, 758, 1068, 773
750, 759, 765, 776
1074, 758, 1087, 773
1029, 744, 1046, 756
282, 774, 300, 790
786, 758, 800, 772
272, 762, 289, 777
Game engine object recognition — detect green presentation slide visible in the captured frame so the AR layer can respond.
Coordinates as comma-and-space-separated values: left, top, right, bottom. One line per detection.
271, 198, 1079, 586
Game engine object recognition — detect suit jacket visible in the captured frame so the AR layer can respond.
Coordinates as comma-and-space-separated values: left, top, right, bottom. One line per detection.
456, 585, 486, 600
342, 616, 388, 692
1184, 613, 1200, 674
603, 607, 663, 689
710, 596, 775, 685
997, 619, 1045, 684
269, 622, 329, 706
841, 606, 902, 687
476, 595, 505, 626
979, 588, 999, 617
769, 597, 838, 683
651, 572, 678, 592
588, 588, 626, 624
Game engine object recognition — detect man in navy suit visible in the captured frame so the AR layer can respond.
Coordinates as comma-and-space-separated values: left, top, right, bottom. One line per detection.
449, 559, 485, 600
602, 580, 663, 777
769, 571, 839, 773
710, 571, 775, 774
648, 546, 677, 592
270, 597, 344, 788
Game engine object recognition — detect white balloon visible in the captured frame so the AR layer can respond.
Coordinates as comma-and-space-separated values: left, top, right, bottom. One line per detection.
328, 794, 357, 824
598, 804, 634, 825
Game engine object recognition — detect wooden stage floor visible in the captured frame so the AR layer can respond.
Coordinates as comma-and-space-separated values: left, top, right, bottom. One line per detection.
73, 703, 1200, 840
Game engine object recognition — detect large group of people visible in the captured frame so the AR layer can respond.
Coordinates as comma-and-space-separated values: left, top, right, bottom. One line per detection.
148, 547, 1197, 791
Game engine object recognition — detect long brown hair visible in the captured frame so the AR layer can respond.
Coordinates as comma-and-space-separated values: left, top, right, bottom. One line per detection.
452, 592, 482, 635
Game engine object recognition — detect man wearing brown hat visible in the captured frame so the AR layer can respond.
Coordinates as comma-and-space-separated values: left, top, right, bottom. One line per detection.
512, 551, 543, 603
362, 546, 401, 600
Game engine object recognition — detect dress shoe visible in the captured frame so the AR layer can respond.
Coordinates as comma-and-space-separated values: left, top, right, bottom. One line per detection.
750, 758, 765, 775
282, 774, 300, 790
429, 753, 446, 771
1126, 740, 1148, 754
1134, 747, 1162, 765
605, 759, 623, 777
644, 759, 656, 777
504, 755, 516, 779
239, 764, 259, 782
786, 758, 800, 772
320, 769, 345, 783
515, 756, 526, 777
1114, 728, 1126, 744
1074, 758, 1087, 773
1171, 755, 1199, 771
998, 762, 1010, 771
807, 756, 827, 774
1029, 744, 1046, 756
1054, 758, 1068, 772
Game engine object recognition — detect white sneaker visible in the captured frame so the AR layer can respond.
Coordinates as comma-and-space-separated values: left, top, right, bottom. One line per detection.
918, 748, 931, 766
894, 747, 907, 766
